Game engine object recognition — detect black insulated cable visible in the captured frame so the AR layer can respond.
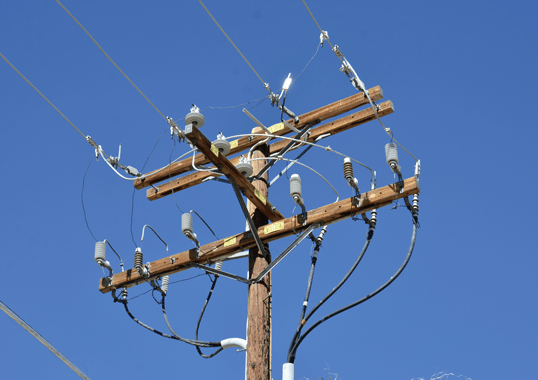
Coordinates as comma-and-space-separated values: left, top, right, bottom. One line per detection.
120, 297, 221, 347
288, 220, 418, 363
287, 223, 375, 358
194, 276, 224, 358
161, 295, 222, 348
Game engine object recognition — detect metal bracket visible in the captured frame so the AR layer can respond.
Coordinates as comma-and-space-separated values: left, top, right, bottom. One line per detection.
191, 263, 251, 284
251, 222, 320, 284
230, 179, 269, 257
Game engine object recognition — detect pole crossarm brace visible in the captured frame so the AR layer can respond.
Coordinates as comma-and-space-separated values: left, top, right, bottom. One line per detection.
134, 86, 384, 190
99, 176, 419, 293
146, 99, 394, 201
189, 222, 319, 285
230, 178, 269, 256
184, 123, 285, 222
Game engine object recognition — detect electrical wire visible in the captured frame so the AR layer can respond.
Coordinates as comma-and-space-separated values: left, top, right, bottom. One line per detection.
291, 42, 321, 86
81, 154, 97, 242
248, 156, 340, 202
226, 133, 375, 184
161, 295, 222, 347
197, 0, 270, 94
288, 214, 418, 363
1, 52, 86, 139
194, 276, 224, 358
300, 0, 418, 162
191, 210, 220, 241
0, 300, 91, 380
288, 223, 374, 360
56, 0, 168, 122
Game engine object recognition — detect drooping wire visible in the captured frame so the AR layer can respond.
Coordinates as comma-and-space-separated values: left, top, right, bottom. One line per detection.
56, 0, 168, 122
1, 52, 86, 139
287, 223, 374, 361
191, 210, 219, 241
127, 273, 206, 301
81, 154, 97, 242
291, 42, 321, 86
0, 300, 91, 380
288, 216, 418, 363
197, 0, 270, 94
194, 276, 224, 358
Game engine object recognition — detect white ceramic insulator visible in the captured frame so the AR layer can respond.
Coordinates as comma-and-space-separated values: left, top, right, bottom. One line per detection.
385, 143, 399, 164
283, 363, 295, 380
94, 241, 106, 263
182, 213, 193, 235
162, 276, 169, 294
185, 112, 205, 128
290, 174, 302, 197
215, 261, 223, 271
212, 139, 231, 155
236, 161, 254, 177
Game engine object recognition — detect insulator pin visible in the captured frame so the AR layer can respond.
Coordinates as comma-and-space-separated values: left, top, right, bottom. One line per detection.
343, 157, 354, 182
162, 276, 169, 295
185, 105, 205, 128
290, 174, 302, 197
385, 143, 399, 165
134, 248, 143, 270
236, 161, 254, 177
94, 241, 106, 263
182, 213, 193, 235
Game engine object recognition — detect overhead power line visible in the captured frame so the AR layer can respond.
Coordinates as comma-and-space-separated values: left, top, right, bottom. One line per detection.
56, 0, 168, 122
0, 299, 91, 380
197, 0, 270, 94
1, 52, 86, 140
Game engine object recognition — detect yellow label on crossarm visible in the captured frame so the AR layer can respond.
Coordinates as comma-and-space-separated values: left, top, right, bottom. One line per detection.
255, 189, 267, 205
223, 236, 236, 247
267, 122, 284, 134
210, 144, 219, 157
230, 139, 238, 149
264, 221, 285, 235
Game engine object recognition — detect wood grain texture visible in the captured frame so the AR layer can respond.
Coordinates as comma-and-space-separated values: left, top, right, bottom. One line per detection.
99, 176, 419, 293
146, 99, 394, 200
184, 124, 285, 222
133, 86, 383, 189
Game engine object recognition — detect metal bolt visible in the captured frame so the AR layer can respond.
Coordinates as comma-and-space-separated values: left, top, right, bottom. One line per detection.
251, 363, 256, 368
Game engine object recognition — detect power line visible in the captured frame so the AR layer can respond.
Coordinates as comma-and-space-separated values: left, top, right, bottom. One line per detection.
56, 0, 168, 122
1, 52, 86, 140
0, 299, 91, 380
197, 0, 270, 94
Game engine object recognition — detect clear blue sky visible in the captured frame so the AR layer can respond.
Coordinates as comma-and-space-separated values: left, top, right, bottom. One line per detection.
1, 1, 536, 379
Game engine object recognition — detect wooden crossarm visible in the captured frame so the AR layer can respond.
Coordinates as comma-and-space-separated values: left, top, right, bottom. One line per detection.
184, 124, 285, 222
99, 176, 419, 293
133, 86, 384, 190
146, 99, 394, 201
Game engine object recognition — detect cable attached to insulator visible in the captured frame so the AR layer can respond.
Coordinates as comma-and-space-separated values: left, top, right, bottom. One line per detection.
287, 222, 375, 362
288, 214, 418, 364
194, 276, 224, 359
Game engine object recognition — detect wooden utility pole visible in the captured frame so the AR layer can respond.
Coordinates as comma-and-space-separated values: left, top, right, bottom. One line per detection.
246, 127, 271, 380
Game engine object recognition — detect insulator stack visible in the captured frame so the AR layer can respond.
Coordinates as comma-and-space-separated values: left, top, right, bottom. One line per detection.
412, 194, 419, 213
385, 143, 399, 165
370, 209, 378, 226
290, 174, 302, 197
215, 261, 223, 271
162, 276, 169, 294
94, 241, 106, 263
134, 248, 143, 270
182, 213, 193, 235
343, 157, 354, 182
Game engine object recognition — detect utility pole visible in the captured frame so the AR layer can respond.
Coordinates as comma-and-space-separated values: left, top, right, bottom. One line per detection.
246, 127, 271, 380
97, 87, 421, 379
